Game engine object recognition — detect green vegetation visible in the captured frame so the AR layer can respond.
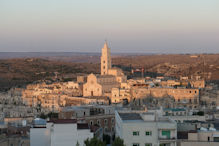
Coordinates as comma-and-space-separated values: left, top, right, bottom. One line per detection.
76, 141, 80, 146
112, 137, 125, 146
197, 111, 204, 116
83, 136, 125, 146
103, 134, 111, 144
84, 137, 106, 146
39, 112, 59, 119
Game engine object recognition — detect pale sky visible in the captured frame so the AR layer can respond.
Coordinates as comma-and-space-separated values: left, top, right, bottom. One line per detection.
0, 0, 218, 53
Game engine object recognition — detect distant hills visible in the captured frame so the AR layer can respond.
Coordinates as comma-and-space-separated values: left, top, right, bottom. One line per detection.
0, 53, 219, 91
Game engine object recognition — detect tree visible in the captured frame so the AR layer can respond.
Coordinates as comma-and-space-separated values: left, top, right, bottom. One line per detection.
47, 112, 58, 119
197, 111, 204, 116
39, 113, 47, 119
103, 134, 111, 144
76, 141, 80, 146
112, 137, 125, 146
84, 137, 106, 146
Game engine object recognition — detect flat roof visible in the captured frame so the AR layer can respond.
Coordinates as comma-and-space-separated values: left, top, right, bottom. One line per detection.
118, 112, 175, 123
118, 113, 143, 121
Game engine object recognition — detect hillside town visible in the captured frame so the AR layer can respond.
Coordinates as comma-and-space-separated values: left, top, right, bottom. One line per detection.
1, 42, 219, 146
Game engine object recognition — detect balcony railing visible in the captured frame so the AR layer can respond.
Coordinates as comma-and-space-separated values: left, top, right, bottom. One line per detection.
159, 137, 176, 141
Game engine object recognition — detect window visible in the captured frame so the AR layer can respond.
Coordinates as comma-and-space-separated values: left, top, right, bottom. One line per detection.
111, 118, 114, 124
111, 126, 114, 132
133, 131, 139, 136
97, 120, 100, 125
133, 144, 139, 146
104, 127, 108, 132
145, 131, 152, 136
145, 144, 152, 146
162, 130, 171, 138
194, 99, 197, 104
104, 119, 108, 125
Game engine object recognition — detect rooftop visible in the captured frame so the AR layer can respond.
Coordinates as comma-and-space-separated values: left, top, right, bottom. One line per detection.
119, 113, 143, 121
49, 119, 77, 124
33, 118, 46, 125
62, 105, 114, 112
118, 112, 175, 123
164, 108, 186, 112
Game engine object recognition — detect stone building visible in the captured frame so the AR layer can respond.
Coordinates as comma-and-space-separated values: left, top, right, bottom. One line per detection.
160, 79, 205, 89
83, 73, 120, 97
101, 41, 111, 75
190, 80, 205, 89
83, 42, 126, 97
59, 105, 115, 136
111, 87, 131, 103
131, 87, 199, 105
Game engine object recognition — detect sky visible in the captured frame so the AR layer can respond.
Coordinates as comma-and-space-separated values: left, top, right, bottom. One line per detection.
0, 0, 219, 53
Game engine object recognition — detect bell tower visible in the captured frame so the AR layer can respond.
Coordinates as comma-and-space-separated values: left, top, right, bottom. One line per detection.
101, 41, 111, 75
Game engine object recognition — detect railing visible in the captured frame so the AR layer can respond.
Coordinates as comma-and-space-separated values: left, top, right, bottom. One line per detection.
159, 137, 176, 140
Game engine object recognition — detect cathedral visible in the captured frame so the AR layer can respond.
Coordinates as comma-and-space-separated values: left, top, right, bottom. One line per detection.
83, 42, 127, 97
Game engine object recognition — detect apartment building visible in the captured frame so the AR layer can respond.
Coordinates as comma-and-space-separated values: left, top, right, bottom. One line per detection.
115, 111, 177, 146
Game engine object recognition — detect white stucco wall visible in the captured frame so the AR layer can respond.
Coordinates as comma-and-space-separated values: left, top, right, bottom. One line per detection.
51, 124, 93, 146
30, 123, 94, 146
30, 128, 50, 146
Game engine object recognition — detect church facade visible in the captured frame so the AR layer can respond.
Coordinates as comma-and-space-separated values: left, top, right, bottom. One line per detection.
83, 42, 126, 97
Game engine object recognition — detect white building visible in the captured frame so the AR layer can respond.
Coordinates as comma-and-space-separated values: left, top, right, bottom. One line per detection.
30, 118, 94, 146
115, 111, 177, 146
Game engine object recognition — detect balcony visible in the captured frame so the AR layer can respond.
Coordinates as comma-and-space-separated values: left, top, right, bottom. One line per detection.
159, 137, 176, 141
